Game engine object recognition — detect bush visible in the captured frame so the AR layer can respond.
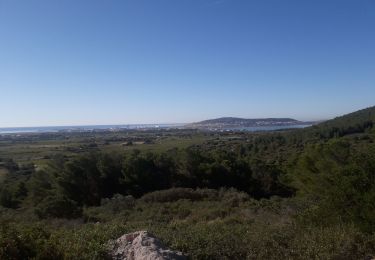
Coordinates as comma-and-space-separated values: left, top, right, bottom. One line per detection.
83, 194, 135, 222
0, 221, 63, 260
0, 188, 17, 208
35, 195, 82, 219
100, 194, 135, 213
139, 188, 218, 203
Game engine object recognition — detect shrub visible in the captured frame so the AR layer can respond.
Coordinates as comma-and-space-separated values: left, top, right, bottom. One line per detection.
35, 195, 82, 219
139, 188, 217, 203
100, 194, 135, 213
83, 194, 135, 222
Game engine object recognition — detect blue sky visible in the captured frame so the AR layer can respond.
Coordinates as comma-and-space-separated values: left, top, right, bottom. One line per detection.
0, 0, 374, 127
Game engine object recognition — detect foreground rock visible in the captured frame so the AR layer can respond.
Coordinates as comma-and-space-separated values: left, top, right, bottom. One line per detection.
108, 231, 187, 260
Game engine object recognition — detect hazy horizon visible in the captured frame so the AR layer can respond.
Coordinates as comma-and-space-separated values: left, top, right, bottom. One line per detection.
0, 107, 364, 128
0, 113, 335, 129
1, 0, 374, 127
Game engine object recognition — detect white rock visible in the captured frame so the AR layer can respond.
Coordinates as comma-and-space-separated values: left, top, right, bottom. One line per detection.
108, 231, 187, 260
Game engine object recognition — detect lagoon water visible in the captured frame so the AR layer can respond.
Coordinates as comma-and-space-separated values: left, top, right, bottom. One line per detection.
0, 124, 310, 134
0, 124, 184, 134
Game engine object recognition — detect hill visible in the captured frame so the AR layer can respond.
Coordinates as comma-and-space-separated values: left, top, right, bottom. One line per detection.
187, 117, 309, 129
302, 105, 375, 139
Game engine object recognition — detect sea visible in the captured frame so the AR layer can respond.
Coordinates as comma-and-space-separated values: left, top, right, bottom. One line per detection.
0, 124, 184, 134
0, 124, 310, 134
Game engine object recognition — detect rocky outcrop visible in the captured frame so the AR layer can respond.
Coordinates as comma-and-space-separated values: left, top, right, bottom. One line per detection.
108, 231, 187, 260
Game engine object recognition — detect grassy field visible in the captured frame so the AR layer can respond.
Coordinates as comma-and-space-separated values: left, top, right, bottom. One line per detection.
102, 134, 209, 153
0, 130, 213, 169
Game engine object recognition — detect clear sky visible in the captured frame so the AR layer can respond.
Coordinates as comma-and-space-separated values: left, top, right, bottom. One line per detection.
0, 0, 374, 127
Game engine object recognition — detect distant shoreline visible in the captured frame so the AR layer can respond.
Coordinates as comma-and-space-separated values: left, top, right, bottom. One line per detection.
0, 124, 185, 134
0, 123, 311, 134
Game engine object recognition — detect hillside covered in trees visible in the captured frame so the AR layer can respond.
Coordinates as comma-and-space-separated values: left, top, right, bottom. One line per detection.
1, 106, 375, 259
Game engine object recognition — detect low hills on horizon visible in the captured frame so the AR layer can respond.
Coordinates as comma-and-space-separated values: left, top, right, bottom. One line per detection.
187, 106, 375, 131
1, 106, 374, 134
187, 116, 315, 130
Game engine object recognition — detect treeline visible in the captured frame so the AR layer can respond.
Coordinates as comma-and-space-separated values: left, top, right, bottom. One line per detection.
0, 147, 293, 218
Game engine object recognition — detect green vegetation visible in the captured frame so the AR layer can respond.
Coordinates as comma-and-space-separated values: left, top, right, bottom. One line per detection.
0, 168, 8, 184
1, 106, 375, 259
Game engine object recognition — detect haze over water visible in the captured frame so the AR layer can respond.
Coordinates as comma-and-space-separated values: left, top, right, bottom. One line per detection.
0, 124, 310, 134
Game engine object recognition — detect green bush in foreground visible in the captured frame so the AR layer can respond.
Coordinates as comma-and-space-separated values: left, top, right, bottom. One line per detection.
35, 195, 82, 219
0, 218, 374, 260
1, 187, 375, 260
